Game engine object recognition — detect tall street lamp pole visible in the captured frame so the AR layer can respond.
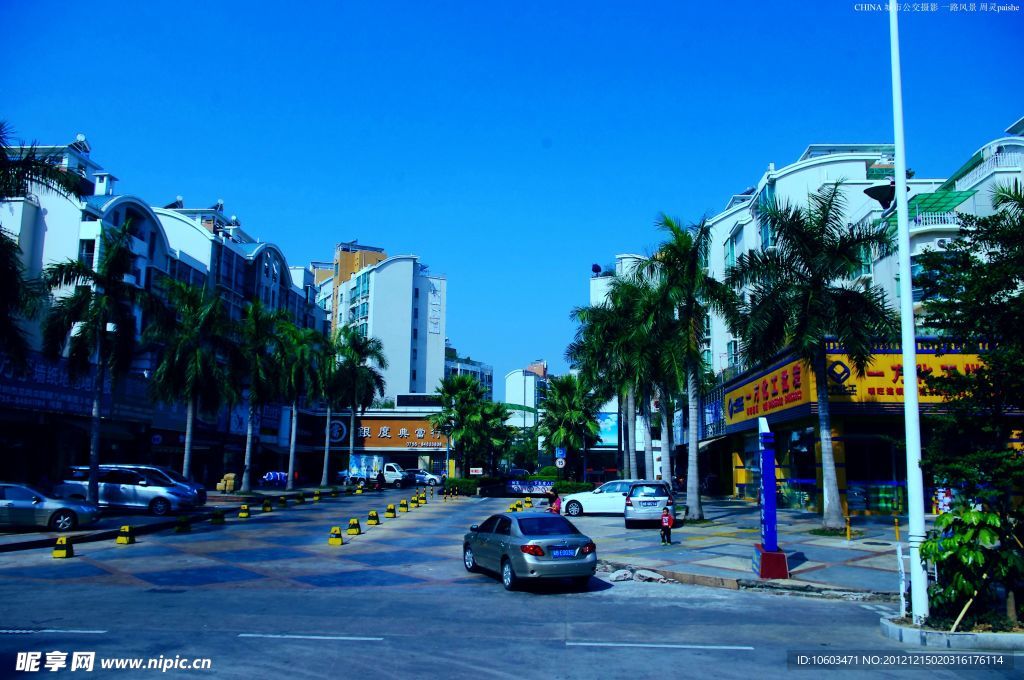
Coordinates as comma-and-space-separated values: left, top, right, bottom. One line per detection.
889, 0, 929, 624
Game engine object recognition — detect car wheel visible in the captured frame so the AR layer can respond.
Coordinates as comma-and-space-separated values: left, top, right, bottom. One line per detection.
427, 478, 437, 486
463, 545, 479, 573
501, 558, 518, 591
565, 500, 583, 517
624, 519, 635, 529
49, 510, 77, 532
393, 480, 402, 489
149, 497, 172, 516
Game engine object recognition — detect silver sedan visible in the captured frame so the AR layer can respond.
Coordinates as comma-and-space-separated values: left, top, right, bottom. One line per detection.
463, 511, 597, 590
0, 483, 101, 531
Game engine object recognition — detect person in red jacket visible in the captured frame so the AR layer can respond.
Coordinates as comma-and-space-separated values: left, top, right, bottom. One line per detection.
660, 507, 674, 545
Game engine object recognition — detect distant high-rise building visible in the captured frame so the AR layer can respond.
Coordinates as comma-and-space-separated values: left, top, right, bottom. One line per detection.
331, 254, 446, 402
444, 342, 494, 401
504, 363, 549, 429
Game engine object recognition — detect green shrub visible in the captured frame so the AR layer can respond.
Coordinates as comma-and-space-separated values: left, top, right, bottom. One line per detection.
554, 481, 594, 494
538, 466, 559, 477
528, 474, 556, 481
445, 477, 501, 496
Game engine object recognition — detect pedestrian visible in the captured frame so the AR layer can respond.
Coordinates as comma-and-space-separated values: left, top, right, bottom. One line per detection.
660, 506, 674, 545
547, 489, 562, 514
376, 470, 385, 491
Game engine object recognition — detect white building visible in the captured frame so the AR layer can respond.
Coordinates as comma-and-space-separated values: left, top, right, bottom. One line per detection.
444, 343, 494, 401
504, 360, 549, 429
332, 255, 447, 402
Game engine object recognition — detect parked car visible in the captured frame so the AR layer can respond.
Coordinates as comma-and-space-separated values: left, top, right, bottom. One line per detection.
108, 465, 206, 505
561, 479, 640, 517
0, 483, 101, 531
623, 481, 676, 528
404, 468, 443, 486
462, 511, 597, 591
54, 466, 201, 516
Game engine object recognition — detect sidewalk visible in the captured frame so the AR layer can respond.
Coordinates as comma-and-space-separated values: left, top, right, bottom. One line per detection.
0, 486, 346, 552
1, 490, 921, 600
580, 497, 920, 599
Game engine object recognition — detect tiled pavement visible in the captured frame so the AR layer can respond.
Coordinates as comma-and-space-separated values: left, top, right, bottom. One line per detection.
576, 498, 917, 595
0, 491, 501, 591
0, 493, 919, 596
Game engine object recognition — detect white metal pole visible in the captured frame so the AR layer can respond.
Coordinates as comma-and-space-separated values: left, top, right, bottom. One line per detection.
889, 0, 929, 624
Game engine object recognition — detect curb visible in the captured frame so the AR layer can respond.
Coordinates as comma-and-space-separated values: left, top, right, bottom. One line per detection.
600, 559, 898, 601
880, 617, 1024, 650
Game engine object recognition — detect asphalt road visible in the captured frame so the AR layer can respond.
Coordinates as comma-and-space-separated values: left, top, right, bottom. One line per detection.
0, 492, 1017, 679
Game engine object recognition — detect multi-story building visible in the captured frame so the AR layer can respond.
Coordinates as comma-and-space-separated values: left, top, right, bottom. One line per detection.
444, 342, 494, 401
504, 361, 549, 429
1, 133, 325, 484
331, 254, 447, 402
696, 121, 1024, 513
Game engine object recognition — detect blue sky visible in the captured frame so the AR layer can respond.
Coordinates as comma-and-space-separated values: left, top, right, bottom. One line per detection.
4, 1, 1022, 400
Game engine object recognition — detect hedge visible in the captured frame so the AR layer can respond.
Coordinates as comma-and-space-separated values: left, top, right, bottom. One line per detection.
553, 481, 594, 495
445, 477, 500, 496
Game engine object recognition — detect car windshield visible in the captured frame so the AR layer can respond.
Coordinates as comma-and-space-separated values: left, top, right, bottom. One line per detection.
517, 516, 581, 536
629, 485, 669, 497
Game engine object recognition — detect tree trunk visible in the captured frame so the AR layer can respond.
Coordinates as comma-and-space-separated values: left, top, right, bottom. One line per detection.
618, 395, 629, 478
348, 407, 356, 480
659, 389, 672, 483
641, 395, 654, 479
1008, 590, 1018, 625
686, 368, 703, 520
622, 385, 630, 475
88, 365, 103, 504
240, 404, 255, 493
320, 405, 332, 487
814, 352, 845, 530
286, 400, 298, 491
182, 395, 195, 478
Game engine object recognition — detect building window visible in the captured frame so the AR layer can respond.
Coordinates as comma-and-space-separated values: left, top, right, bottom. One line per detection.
78, 239, 96, 266
414, 287, 419, 299
412, 328, 418, 339
727, 340, 740, 367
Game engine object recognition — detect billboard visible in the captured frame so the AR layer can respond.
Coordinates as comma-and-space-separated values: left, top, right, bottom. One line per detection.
595, 412, 618, 448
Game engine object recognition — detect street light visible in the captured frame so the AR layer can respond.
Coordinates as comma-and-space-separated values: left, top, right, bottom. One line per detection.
888, 1, 929, 624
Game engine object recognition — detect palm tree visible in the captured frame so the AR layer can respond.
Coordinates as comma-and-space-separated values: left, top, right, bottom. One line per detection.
479, 400, 515, 474
568, 297, 640, 478
537, 374, 601, 481
317, 327, 349, 487
1, 122, 79, 366
277, 322, 323, 490
429, 374, 486, 477
335, 325, 387, 473
726, 183, 895, 529
236, 300, 288, 493
143, 280, 238, 479
643, 215, 738, 520
42, 223, 144, 502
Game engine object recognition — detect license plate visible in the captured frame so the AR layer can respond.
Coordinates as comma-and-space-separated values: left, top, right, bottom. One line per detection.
552, 548, 575, 559
640, 500, 659, 507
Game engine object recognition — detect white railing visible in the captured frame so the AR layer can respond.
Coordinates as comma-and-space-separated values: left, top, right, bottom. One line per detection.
910, 212, 961, 227
955, 153, 1022, 191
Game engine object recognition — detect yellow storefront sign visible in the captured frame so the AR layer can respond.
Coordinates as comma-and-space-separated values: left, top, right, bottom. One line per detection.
354, 418, 446, 450
724, 351, 983, 427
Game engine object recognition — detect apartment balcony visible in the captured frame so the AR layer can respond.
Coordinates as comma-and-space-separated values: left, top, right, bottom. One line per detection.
909, 211, 961, 228
955, 152, 1022, 192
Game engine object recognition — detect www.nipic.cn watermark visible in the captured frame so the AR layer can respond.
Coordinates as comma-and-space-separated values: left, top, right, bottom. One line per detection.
853, 2, 1020, 10
15, 651, 213, 673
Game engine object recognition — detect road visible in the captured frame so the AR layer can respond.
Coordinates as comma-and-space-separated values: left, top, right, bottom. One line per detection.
0, 491, 1016, 679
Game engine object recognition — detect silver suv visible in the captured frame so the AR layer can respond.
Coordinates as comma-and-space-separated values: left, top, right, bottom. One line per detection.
623, 481, 676, 528
55, 466, 202, 516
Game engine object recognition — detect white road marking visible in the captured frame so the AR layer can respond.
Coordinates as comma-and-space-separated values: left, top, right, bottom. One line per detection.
567, 642, 754, 651
0, 629, 107, 634
238, 633, 383, 641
